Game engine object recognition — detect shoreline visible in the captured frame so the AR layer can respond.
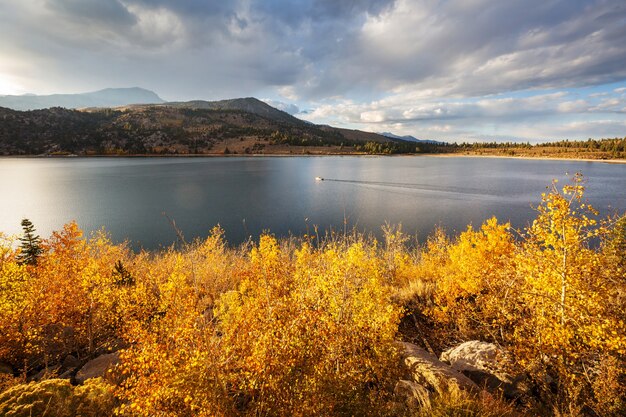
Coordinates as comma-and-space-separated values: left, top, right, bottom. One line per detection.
1, 152, 625, 164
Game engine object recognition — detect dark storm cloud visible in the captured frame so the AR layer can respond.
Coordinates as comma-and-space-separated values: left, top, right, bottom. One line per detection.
129, 0, 234, 16
0, 0, 399, 98
253, 0, 395, 25
7, 0, 625, 99
318, 0, 626, 98
46, 0, 137, 27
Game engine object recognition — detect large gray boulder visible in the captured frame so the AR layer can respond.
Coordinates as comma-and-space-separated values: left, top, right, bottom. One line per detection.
75, 352, 120, 384
440, 341, 513, 385
394, 379, 431, 410
440, 341, 533, 400
398, 342, 480, 394
30, 365, 61, 381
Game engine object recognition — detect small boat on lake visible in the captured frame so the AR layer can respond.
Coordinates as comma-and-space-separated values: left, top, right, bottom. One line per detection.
315, 176, 324, 181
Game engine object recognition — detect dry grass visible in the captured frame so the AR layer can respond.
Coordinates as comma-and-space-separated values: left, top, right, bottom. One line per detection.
413, 386, 522, 417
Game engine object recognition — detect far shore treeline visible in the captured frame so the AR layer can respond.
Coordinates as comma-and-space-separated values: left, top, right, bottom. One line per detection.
0, 174, 625, 416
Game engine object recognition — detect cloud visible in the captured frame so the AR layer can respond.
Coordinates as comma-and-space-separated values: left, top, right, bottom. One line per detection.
317, 0, 626, 98
46, 0, 137, 27
297, 89, 626, 141
302, 92, 589, 124
1, 0, 626, 139
515, 119, 626, 140
5, 0, 626, 98
253, 0, 395, 26
261, 99, 300, 114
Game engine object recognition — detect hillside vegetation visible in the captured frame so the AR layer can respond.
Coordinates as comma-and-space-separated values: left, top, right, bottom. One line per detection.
0, 175, 624, 416
0, 99, 423, 156
2, 97, 624, 160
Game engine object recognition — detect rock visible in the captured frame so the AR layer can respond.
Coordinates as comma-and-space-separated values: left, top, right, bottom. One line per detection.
394, 379, 431, 410
75, 352, 120, 384
440, 341, 512, 384
440, 341, 534, 400
31, 365, 61, 381
398, 342, 479, 394
62, 354, 80, 370
58, 368, 76, 380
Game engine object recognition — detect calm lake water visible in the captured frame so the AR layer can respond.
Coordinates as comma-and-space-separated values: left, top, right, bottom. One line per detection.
1, 156, 625, 250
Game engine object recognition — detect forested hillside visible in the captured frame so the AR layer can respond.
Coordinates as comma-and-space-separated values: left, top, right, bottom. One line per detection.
0, 99, 420, 156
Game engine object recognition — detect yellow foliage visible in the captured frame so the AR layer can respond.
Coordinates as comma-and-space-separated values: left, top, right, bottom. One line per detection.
118, 235, 402, 416
403, 174, 626, 415
0, 378, 116, 417
0, 175, 624, 416
509, 175, 626, 413
416, 218, 515, 341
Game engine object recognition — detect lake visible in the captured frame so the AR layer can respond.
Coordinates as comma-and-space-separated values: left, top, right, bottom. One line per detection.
1, 156, 625, 250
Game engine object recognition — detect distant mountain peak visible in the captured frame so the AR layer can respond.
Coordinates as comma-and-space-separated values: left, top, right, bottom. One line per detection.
0, 87, 164, 111
380, 131, 421, 142
380, 131, 447, 145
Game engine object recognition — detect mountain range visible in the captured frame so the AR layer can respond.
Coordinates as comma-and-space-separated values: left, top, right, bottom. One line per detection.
0, 88, 442, 155
0, 87, 164, 111
379, 132, 446, 145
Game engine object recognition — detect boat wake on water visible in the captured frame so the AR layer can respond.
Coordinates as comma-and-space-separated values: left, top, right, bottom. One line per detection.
317, 178, 503, 201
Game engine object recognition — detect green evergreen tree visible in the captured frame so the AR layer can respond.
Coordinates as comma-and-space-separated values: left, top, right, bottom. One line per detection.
17, 218, 42, 266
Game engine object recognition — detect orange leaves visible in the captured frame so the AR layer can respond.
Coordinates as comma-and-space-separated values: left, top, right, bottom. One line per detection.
0, 221, 139, 372
117, 234, 402, 416
394, 175, 626, 413
418, 217, 516, 340
2, 176, 624, 416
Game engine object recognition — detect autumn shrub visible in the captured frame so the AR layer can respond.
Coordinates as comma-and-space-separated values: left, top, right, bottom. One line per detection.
0, 374, 21, 394
1, 175, 624, 417
409, 218, 516, 344
0, 222, 139, 373
509, 176, 626, 415
589, 354, 626, 416
395, 229, 448, 316
118, 234, 403, 416
400, 175, 626, 416
0, 377, 116, 417
72, 377, 119, 416
0, 235, 32, 372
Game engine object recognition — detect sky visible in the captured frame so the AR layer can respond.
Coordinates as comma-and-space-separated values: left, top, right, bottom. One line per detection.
1, 0, 626, 142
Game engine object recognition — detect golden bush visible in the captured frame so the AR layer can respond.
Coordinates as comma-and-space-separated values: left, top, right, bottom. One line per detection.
0, 175, 624, 417
0, 378, 115, 417
118, 235, 402, 416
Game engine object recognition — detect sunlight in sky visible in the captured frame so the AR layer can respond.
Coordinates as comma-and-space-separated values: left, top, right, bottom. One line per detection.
0, 72, 22, 95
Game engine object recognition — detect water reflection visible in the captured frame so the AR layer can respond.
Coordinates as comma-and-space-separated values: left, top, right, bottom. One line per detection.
0, 156, 624, 250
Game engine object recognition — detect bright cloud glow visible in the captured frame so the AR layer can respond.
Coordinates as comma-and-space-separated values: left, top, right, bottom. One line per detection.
0, 74, 23, 95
